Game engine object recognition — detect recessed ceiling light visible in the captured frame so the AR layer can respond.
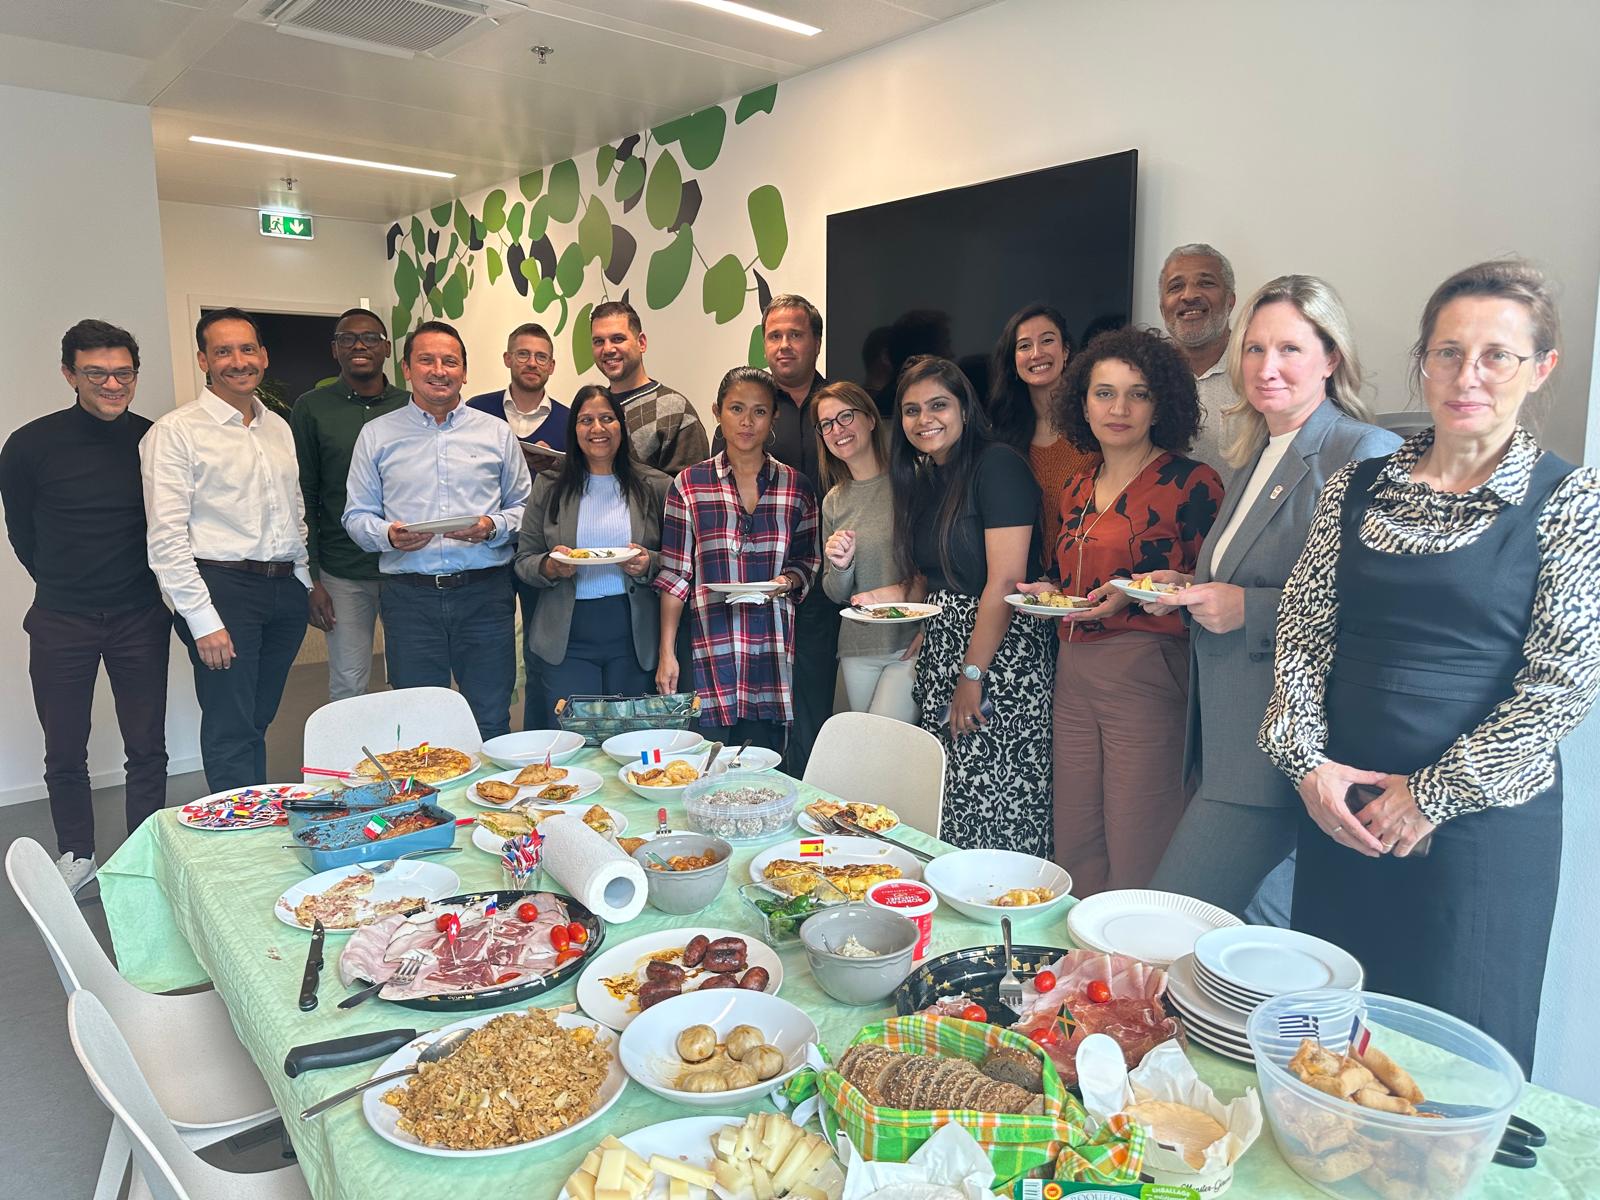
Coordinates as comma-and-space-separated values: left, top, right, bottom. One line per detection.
187, 136, 456, 179
676, 0, 821, 37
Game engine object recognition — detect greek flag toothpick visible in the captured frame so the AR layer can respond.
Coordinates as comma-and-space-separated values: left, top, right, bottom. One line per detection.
1278, 1013, 1321, 1040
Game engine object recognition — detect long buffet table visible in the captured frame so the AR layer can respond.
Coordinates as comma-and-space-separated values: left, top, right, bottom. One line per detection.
99, 749, 1598, 1199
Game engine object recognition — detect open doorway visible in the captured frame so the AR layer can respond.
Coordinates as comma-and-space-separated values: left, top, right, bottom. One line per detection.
198, 306, 339, 416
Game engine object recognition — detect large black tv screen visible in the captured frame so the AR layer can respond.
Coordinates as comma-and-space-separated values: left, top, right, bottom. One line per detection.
826, 149, 1137, 410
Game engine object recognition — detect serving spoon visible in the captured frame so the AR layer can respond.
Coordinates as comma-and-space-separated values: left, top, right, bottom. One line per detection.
300, 1026, 474, 1119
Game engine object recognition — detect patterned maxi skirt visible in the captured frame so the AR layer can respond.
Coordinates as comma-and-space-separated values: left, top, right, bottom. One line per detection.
912, 590, 1056, 858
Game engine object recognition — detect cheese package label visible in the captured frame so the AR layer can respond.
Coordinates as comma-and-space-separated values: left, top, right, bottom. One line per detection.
1014, 1183, 1202, 1200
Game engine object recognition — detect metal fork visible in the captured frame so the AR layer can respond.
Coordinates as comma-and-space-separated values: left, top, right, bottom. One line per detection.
338, 949, 426, 1009
832, 813, 936, 863
359, 847, 461, 875
997, 916, 1024, 1015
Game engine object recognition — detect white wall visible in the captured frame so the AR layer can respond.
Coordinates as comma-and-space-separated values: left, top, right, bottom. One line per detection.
0, 84, 189, 803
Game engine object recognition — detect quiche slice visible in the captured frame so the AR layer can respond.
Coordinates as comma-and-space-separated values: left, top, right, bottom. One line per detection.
762, 858, 902, 900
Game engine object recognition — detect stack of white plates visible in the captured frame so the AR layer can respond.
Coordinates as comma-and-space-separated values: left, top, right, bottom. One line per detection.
1066, 889, 1242, 966
1166, 928, 1364, 1064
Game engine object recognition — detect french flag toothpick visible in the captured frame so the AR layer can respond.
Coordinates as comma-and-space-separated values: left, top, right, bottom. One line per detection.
640, 748, 663, 766
1348, 1014, 1371, 1056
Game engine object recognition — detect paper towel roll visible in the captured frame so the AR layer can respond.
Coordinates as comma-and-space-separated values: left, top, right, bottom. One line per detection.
539, 813, 647, 924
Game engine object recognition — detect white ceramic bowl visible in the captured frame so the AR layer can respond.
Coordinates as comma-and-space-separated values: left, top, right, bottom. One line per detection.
480, 729, 586, 769
922, 849, 1073, 923
617, 988, 818, 1108
600, 728, 705, 765
615, 752, 711, 803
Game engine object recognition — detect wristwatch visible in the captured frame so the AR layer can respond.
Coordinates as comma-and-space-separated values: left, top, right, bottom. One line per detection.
960, 663, 986, 683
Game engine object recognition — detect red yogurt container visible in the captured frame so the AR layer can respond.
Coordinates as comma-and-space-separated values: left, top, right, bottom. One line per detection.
865, 879, 938, 961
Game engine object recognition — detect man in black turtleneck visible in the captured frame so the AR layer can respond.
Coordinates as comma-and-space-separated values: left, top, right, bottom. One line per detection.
0, 320, 171, 895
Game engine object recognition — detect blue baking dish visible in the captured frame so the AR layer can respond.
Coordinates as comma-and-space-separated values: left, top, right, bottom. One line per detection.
286, 797, 456, 873
284, 781, 439, 841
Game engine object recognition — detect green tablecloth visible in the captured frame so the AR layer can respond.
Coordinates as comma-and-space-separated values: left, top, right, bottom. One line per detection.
100, 750, 1598, 1199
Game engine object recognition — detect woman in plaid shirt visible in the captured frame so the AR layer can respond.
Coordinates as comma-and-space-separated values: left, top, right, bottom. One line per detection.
654, 367, 821, 752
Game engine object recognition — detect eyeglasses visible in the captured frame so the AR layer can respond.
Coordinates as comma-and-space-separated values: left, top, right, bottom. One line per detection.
333, 332, 387, 349
511, 350, 553, 365
816, 409, 858, 436
1419, 346, 1539, 385
77, 367, 138, 386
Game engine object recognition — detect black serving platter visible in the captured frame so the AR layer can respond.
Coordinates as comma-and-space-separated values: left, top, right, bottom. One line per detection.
893, 943, 1074, 1027
349, 889, 605, 1013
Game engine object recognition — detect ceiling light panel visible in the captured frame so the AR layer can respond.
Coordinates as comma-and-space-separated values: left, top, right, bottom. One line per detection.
188, 135, 457, 177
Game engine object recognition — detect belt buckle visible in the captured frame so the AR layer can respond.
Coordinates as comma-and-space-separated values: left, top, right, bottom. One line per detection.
433, 573, 452, 589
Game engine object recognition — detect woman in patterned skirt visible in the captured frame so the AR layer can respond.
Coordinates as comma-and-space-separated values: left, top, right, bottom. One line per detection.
856, 355, 1055, 857
1261, 260, 1600, 1074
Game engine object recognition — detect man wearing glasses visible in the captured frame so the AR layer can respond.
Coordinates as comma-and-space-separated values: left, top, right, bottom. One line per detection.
291, 308, 409, 701
0, 320, 172, 893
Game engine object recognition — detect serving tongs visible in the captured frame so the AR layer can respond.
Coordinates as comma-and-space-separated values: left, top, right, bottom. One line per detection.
361, 743, 405, 796
827, 811, 935, 863
280, 791, 348, 812
1412, 1103, 1545, 1169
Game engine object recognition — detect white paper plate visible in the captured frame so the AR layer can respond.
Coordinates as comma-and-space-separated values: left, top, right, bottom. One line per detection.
1004, 592, 1095, 619
273, 860, 459, 932
470, 805, 630, 855
575, 926, 783, 1031
362, 1010, 626, 1158
1108, 578, 1183, 602
549, 546, 640, 566
554, 1116, 739, 1200
749, 836, 923, 894
402, 514, 482, 534
465, 765, 604, 809
177, 783, 316, 830
840, 602, 942, 625
1194, 926, 1363, 996
704, 580, 785, 595
1067, 889, 1243, 966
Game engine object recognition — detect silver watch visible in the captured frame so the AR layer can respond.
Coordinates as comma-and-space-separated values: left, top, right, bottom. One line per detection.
960, 663, 985, 683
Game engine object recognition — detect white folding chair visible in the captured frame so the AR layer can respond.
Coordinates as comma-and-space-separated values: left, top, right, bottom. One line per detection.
301, 685, 484, 783
804, 712, 947, 838
6, 838, 277, 1200
68, 991, 311, 1200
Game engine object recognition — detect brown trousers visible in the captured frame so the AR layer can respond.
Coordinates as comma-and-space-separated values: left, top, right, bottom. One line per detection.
1052, 632, 1190, 897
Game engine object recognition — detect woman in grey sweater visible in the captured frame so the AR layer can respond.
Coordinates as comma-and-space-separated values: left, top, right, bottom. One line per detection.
814, 382, 918, 721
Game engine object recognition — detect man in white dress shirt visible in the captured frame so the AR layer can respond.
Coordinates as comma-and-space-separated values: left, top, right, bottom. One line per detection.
141, 308, 310, 791
1159, 243, 1238, 473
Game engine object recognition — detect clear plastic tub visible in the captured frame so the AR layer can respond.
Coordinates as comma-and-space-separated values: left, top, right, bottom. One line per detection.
681, 771, 797, 842
1246, 990, 1523, 1199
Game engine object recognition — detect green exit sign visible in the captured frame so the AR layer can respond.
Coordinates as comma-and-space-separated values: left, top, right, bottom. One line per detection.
260, 211, 314, 240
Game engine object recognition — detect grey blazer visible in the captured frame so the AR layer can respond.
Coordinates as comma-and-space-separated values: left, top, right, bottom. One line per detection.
513, 466, 672, 669
1183, 399, 1401, 808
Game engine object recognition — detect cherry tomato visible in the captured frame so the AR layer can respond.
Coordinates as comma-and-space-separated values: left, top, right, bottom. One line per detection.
516, 901, 539, 923
566, 921, 589, 945
550, 925, 571, 952
1028, 1024, 1062, 1047
960, 1002, 987, 1022
1034, 970, 1057, 994
555, 947, 582, 966
434, 913, 459, 934
1087, 980, 1113, 1004
495, 971, 519, 985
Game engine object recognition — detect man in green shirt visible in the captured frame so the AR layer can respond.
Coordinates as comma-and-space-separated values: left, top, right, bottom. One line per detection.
291, 308, 409, 701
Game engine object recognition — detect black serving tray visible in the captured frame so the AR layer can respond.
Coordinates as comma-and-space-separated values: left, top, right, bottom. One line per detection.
893, 943, 1074, 1027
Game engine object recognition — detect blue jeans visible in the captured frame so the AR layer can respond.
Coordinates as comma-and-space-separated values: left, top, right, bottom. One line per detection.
534, 594, 652, 722
379, 568, 515, 739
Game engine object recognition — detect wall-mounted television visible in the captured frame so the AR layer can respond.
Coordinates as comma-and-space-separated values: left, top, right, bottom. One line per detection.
826, 149, 1137, 412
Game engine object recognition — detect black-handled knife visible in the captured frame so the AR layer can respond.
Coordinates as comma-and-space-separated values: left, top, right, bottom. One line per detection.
298, 919, 326, 1011
283, 1028, 418, 1077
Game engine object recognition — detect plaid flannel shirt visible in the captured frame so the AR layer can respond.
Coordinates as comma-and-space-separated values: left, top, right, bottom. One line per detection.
654, 452, 820, 725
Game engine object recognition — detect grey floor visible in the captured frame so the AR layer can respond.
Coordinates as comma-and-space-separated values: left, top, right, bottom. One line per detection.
0, 656, 397, 1198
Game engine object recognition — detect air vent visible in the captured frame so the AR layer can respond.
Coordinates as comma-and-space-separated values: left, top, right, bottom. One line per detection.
240, 0, 528, 58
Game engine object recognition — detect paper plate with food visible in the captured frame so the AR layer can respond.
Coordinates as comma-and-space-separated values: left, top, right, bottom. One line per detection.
841, 601, 943, 624
796, 799, 901, 836
470, 803, 629, 854
1005, 590, 1096, 618
348, 743, 478, 787
362, 1007, 625, 1159
274, 860, 460, 932
749, 835, 921, 900
178, 783, 316, 830
549, 546, 640, 566
468, 763, 604, 808
575, 926, 783, 1030
1109, 576, 1184, 603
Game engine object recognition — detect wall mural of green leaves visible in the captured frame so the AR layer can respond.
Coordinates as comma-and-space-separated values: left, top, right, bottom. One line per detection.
384, 83, 787, 373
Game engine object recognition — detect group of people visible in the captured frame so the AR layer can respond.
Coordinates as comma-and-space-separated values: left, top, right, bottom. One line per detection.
7, 244, 1596, 1075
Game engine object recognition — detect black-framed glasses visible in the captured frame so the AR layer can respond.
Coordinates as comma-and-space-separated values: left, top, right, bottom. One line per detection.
77, 367, 137, 386
333, 332, 387, 349
1418, 346, 1539, 385
511, 349, 553, 365
817, 408, 858, 436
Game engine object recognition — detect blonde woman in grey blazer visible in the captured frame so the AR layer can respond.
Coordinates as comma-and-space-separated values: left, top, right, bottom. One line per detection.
515, 386, 672, 721
1133, 277, 1401, 917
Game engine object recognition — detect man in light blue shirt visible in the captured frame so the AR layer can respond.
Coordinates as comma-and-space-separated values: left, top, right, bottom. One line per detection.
344, 320, 531, 737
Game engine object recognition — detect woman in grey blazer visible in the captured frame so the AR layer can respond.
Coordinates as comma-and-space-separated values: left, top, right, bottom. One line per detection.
1133, 277, 1401, 917
515, 385, 672, 721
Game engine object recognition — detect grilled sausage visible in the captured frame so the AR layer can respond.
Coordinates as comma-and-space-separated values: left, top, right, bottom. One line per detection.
695, 972, 738, 990
737, 966, 770, 991
682, 934, 710, 967
638, 980, 682, 1009
702, 946, 747, 974
705, 936, 747, 956
645, 960, 686, 985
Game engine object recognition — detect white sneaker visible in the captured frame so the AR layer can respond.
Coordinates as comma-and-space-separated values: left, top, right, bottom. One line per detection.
56, 853, 97, 895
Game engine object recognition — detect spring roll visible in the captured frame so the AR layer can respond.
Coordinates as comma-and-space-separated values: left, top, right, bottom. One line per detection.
1356, 1045, 1425, 1103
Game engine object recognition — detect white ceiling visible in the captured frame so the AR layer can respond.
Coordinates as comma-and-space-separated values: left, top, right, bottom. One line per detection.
0, 0, 996, 223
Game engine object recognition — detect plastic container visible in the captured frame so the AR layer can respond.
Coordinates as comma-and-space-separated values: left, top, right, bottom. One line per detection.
681, 771, 797, 842
1246, 990, 1523, 1200
865, 879, 938, 962
286, 798, 456, 872
738, 878, 849, 946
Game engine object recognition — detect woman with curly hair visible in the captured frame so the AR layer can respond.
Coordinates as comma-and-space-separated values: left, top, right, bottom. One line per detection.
1021, 327, 1222, 894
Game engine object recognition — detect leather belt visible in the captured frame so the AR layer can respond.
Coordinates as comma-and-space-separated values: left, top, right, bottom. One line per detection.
386, 564, 509, 590
195, 558, 297, 578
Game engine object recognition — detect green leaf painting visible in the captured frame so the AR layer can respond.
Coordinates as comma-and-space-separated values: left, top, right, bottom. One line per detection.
442, 263, 468, 318
507, 201, 525, 240
596, 144, 616, 184
482, 189, 507, 233
526, 195, 550, 244
747, 321, 765, 367
646, 225, 694, 310
555, 242, 585, 297
486, 246, 503, 284
614, 156, 645, 204
518, 169, 543, 201
533, 275, 558, 312
702, 254, 746, 324
394, 254, 420, 308
430, 201, 453, 226
518, 255, 540, 284
546, 159, 580, 223
572, 302, 595, 375
452, 200, 471, 244
652, 106, 726, 171
735, 84, 777, 124
645, 149, 683, 231
577, 196, 613, 267
748, 186, 787, 269
409, 216, 425, 251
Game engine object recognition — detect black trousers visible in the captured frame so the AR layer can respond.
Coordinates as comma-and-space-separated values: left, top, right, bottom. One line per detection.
781, 586, 841, 776
515, 571, 546, 731
25, 602, 172, 859
175, 568, 308, 793
698, 717, 786, 755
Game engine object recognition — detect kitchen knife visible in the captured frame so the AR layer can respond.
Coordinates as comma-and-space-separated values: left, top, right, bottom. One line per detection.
298, 919, 326, 1011
283, 1028, 418, 1077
